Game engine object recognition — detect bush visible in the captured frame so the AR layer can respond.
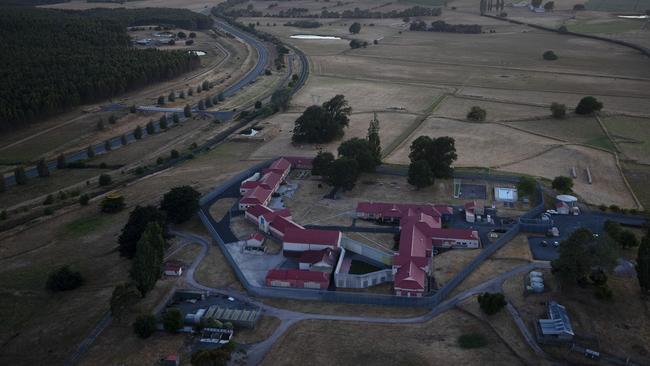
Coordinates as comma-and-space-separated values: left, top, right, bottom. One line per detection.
575, 96, 603, 115
551, 176, 573, 193
79, 194, 90, 206
609, 204, 620, 212
160, 186, 201, 224
170, 149, 179, 159
43, 194, 54, 205
573, 4, 585, 10
467, 106, 486, 122
46, 266, 84, 292
550, 102, 566, 118
594, 285, 613, 300
477, 292, 506, 315
44, 207, 54, 215
458, 333, 487, 349
598, 204, 607, 211
162, 308, 184, 333
101, 194, 125, 213
543, 50, 558, 60
98, 174, 112, 186
133, 314, 157, 338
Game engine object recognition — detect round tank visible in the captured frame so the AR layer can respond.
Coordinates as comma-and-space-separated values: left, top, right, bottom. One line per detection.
529, 271, 543, 277
530, 277, 544, 284
530, 282, 544, 292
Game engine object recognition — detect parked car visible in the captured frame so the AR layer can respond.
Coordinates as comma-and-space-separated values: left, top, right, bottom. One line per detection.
546, 209, 558, 215
541, 240, 548, 247
552, 241, 560, 247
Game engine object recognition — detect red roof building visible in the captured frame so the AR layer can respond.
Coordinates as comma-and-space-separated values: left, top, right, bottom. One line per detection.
164, 262, 183, 276
298, 248, 340, 272
430, 228, 480, 249
239, 186, 273, 210
269, 215, 304, 240
394, 261, 427, 296
283, 227, 342, 256
265, 157, 292, 179
265, 269, 330, 289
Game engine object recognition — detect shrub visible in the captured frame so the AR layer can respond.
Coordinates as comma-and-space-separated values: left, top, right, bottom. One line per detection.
550, 102, 566, 118
458, 333, 487, 349
609, 204, 620, 212
133, 314, 157, 338
162, 308, 184, 333
170, 150, 179, 159
594, 285, 613, 300
575, 96, 603, 115
101, 194, 125, 213
98, 174, 112, 186
44, 207, 54, 215
477, 292, 506, 315
543, 50, 558, 60
79, 194, 90, 206
551, 176, 573, 193
46, 266, 84, 292
598, 204, 607, 211
573, 4, 585, 10
467, 106, 487, 121
43, 194, 54, 205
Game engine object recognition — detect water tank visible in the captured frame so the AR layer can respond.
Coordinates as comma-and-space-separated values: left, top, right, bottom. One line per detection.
530, 277, 544, 284
530, 282, 544, 293
529, 271, 543, 277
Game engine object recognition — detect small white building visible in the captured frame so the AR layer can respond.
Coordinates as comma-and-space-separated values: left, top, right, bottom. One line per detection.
494, 186, 518, 203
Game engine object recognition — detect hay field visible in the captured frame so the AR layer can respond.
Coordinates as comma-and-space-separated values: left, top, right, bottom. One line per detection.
433, 96, 550, 121
385, 117, 560, 168
290, 75, 442, 113
504, 116, 614, 149
500, 144, 637, 208
602, 116, 650, 164
262, 312, 525, 366
250, 111, 420, 159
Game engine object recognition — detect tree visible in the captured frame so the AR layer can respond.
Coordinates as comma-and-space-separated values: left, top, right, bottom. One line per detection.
104, 139, 112, 152
119, 205, 167, 258
79, 193, 90, 206
179, 90, 185, 99
188, 87, 194, 96
184, 104, 192, 118
312, 151, 335, 176
196, 85, 202, 94
36, 159, 50, 177
108, 114, 117, 124
349, 39, 365, 49
162, 308, 183, 333
87, 145, 95, 158
97, 118, 105, 131
168, 91, 175, 102
292, 95, 351, 143
542, 50, 558, 60
170, 149, 179, 159
604, 220, 621, 240
254, 100, 262, 109
157, 95, 165, 105
544, 1, 554, 11
178, 31, 187, 38
531, 0, 542, 7
172, 113, 180, 124
270, 88, 291, 111
205, 97, 213, 108
516, 176, 537, 197
201, 80, 209, 91
99, 173, 112, 186
552, 176, 573, 193
325, 157, 359, 190
160, 186, 201, 224
43, 194, 54, 205
467, 106, 487, 121
133, 313, 156, 338
191, 347, 233, 366
134, 125, 143, 140
408, 136, 457, 178
131, 223, 165, 294
0, 175, 5, 193
338, 138, 379, 172
408, 160, 434, 189
618, 230, 639, 248
551, 228, 596, 284
130, 104, 137, 113
573, 4, 585, 10
367, 113, 381, 165
349, 22, 361, 34
218, 92, 225, 102
189, 32, 197, 38
57, 154, 67, 169
575, 96, 603, 115
637, 235, 650, 293
110, 282, 142, 318
146, 121, 155, 135
46, 266, 84, 292
477, 292, 507, 315
14, 166, 27, 185
159, 115, 168, 130
550, 102, 566, 118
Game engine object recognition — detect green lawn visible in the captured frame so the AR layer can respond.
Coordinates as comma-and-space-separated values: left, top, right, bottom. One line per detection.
63, 216, 106, 237
602, 116, 650, 162
504, 116, 615, 151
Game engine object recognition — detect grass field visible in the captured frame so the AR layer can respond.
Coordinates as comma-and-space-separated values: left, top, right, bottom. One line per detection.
262, 311, 524, 365
602, 115, 650, 164
585, 0, 650, 11
568, 19, 648, 34
504, 116, 615, 150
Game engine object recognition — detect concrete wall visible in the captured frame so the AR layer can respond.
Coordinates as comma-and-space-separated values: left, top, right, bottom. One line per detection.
334, 247, 394, 289
340, 237, 393, 266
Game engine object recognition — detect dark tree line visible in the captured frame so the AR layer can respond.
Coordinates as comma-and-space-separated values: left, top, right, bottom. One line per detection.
0, 7, 203, 130
410, 20, 482, 34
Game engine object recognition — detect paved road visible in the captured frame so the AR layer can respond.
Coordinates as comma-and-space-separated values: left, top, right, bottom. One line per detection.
173, 230, 551, 365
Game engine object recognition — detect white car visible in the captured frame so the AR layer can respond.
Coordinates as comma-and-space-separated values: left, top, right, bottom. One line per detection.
546, 209, 558, 215
227, 296, 235, 302
552, 241, 560, 247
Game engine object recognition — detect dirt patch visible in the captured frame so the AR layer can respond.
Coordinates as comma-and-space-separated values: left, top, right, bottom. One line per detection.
432, 249, 482, 288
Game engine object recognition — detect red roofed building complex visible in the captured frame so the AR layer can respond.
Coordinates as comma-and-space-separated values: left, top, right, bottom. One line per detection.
239, 186, 273, 210
239, 157, 294, 210
283, 227, 342, 257
356, 202, 451, 224
244, 204, 302, 240
299, 248, 339, 272
265, 269, 330, 289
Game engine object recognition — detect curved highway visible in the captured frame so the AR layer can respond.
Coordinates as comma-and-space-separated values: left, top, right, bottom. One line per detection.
2, 16, 294, 189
